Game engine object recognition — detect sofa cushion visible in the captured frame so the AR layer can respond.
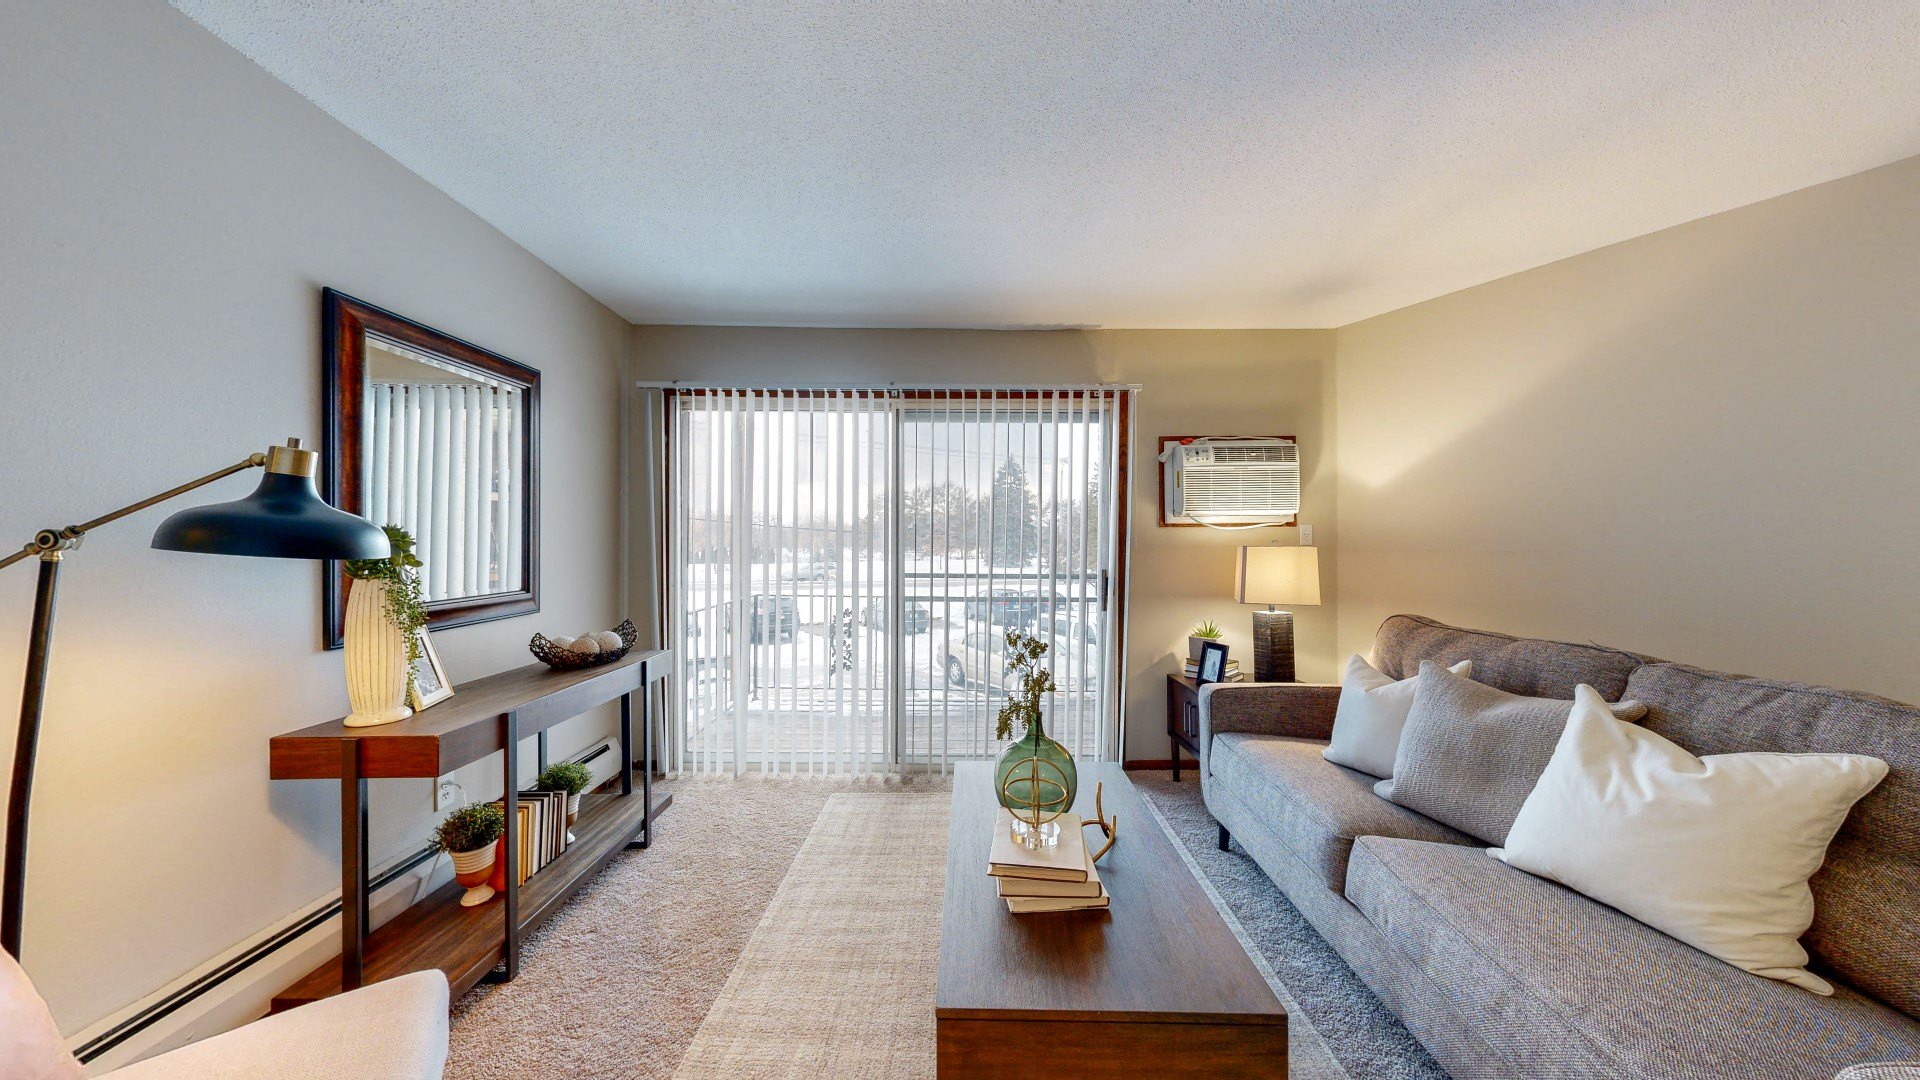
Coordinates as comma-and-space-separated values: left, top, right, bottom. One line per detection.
1626, 662, 1920, 1020
1379, 661, 1646, 846
1209, 732, 1473, 893
1372, 613, 1646, 700
1323, 654, 1472, 779
1346, 836, 1920, 1080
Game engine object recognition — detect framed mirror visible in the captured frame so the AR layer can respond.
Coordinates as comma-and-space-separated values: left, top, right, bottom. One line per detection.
322, 289, 540, 648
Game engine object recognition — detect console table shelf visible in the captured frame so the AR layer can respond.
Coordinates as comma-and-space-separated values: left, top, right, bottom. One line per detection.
268, 649, 671, 1011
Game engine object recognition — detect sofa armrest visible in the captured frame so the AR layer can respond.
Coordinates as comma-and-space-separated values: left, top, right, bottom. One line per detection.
1837, 1064, 1920, 1079
101, 970, 448, 1080
1197, 682, 1340, 778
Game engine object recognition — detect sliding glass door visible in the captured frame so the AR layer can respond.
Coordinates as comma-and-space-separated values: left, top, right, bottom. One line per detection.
665, 388, 1129, 774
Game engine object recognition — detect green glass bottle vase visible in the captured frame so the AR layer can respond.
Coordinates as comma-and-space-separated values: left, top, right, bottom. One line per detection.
995, 717, 1077, 846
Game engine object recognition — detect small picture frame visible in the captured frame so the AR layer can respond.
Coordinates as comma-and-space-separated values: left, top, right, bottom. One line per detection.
408, 630, 455, 710
1196, 640, 1230, 685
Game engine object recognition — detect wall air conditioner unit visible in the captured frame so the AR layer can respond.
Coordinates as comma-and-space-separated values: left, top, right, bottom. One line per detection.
1159, 438, 1300, 526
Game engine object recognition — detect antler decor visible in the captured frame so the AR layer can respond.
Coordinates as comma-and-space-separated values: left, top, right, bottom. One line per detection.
1080, 781, 1117, 862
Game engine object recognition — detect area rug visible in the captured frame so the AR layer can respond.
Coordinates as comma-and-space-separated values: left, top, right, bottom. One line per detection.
445, 774, 950, 1080
445, 772, 1443, 1079
1132, 773, 1450, 1080
672, 792, 948, 1079
670, 781, 1361, 1080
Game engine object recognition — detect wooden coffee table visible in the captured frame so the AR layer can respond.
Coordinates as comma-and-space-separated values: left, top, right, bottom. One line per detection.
936, 762, 1286, 1077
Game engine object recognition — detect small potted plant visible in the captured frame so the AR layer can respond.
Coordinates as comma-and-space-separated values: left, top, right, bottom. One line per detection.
342, 525, 428, 728
536, 761, 594, 841
431, 803, 505, 908
1189, 621, 1224, 662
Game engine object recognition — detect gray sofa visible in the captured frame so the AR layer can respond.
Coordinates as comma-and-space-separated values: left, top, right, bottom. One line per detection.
1199, 614, 1920, 1080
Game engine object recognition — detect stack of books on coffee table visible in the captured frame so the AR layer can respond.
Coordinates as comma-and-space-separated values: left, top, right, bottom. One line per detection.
987, 807, 1109, 913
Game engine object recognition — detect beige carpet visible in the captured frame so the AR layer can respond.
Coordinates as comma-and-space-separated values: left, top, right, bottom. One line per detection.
447, 773, 1368, 1079
672, 792, 949, 1079
445, 773, 949, 1080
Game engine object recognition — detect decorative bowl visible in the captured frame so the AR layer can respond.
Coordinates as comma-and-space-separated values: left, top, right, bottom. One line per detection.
530, 619, 639, 670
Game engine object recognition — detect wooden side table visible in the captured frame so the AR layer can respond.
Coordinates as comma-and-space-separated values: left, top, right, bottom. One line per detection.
1167, 673, 1202, 782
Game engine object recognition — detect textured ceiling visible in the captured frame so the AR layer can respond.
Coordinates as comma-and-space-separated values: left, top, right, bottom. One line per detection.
172, 1, 1920, 329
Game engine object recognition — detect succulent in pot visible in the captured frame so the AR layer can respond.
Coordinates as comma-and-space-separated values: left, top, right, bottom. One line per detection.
1189, 620, 1223, 662
536, 761, 594, 840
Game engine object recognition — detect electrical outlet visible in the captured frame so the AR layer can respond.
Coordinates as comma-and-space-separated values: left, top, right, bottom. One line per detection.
1300, 524, 1314, 546
436, 778, 457, 811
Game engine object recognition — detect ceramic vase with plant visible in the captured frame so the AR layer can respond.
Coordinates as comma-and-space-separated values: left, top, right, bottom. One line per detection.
536, 761, 594, 842
431, 803, 505, 908
1189, 621, 1223, 662
342, 525, 428, 728
992, 629, 1075, 846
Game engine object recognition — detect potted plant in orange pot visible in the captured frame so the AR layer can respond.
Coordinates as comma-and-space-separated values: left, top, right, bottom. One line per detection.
536, 761, 594, 842
431, 803, 505, 908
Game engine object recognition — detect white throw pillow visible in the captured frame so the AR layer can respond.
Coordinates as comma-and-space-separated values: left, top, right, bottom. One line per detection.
1493, 685, 1889, 995
1322, 654, 1471, 778
0, 949, 82, 1080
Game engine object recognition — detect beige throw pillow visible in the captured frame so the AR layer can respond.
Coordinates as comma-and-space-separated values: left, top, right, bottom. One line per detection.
1494, 684, 1889, 995
1323, 654, 1472, 778
1379, 661, 1647, 845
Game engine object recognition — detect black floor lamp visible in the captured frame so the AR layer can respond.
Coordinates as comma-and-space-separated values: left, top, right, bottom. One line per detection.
1, 438, 388, 959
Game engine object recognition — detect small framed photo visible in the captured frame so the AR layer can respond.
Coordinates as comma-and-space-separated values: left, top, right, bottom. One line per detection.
1196, 640, 1231, 685
409, 630, 455, 710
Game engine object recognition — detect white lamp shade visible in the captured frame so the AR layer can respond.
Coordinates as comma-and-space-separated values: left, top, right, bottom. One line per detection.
1236, 545, 1321, 607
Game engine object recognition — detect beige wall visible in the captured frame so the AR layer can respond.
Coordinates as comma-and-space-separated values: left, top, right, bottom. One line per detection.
0, 0, 627, 1038
1334, 153, 1920, 702
628, 326, 1338, 763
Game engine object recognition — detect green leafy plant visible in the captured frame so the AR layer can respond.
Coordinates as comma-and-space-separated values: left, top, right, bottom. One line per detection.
1192, 621, 1223, 639
429, 803, 504, 856
535, 761, 594, 797
994, 629, 1057, 741
345, 524, 428, 697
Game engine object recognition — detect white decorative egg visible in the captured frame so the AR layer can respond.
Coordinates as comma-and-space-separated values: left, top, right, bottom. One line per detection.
590, 630, 623, 652
568, 636, 602, 656
547, 635, 575, 650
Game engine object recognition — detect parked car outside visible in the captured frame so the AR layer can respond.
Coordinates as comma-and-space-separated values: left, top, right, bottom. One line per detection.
963, 589, 1068, 628
725, 594, 796, 643
946, 629, 1015, 692
861, 600, 930, 634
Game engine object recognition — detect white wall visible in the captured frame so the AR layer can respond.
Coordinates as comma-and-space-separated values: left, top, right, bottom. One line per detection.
0, 0, 627, 1037
1334, 153, 1920, 702
628, 326, 1338, 764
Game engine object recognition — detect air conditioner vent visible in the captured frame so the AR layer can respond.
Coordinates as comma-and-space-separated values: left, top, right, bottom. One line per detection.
1160, 438, 1301, 525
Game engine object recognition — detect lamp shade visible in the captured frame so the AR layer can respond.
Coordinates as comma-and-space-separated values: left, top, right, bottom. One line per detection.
152, 442, 390, 561
1235, 544, 1321, 607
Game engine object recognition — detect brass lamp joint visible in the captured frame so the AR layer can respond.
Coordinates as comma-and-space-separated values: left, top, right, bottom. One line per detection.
263, 438, 316, 478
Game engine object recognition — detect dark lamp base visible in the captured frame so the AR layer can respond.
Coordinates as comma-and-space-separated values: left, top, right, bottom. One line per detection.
1251, 609, 1296, 683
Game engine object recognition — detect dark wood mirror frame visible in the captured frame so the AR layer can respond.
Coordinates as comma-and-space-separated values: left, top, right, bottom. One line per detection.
321, 289, 540, 649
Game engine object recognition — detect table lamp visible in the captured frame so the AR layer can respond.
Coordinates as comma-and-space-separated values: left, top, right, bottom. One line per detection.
1, 438, 389, 958
1234, 544, 1321, 682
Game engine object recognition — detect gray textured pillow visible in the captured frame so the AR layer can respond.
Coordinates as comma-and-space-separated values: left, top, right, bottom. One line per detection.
1376, 661, 1646, 845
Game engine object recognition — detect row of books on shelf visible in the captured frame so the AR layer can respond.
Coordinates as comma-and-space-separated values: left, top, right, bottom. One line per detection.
484, 790, 572, 892
1181, 656, 1246, 681
986, 807, 1109, 913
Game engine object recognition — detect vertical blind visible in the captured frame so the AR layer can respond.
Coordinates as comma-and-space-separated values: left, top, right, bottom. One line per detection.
364, 381, 525, 601
665, 387, 1129, 776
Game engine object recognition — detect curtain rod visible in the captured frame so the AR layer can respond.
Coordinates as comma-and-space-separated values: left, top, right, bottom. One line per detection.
631, 381, 1141, 391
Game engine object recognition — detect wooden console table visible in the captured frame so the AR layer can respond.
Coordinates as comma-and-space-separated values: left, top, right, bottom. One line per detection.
267, 649, 671, 1010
